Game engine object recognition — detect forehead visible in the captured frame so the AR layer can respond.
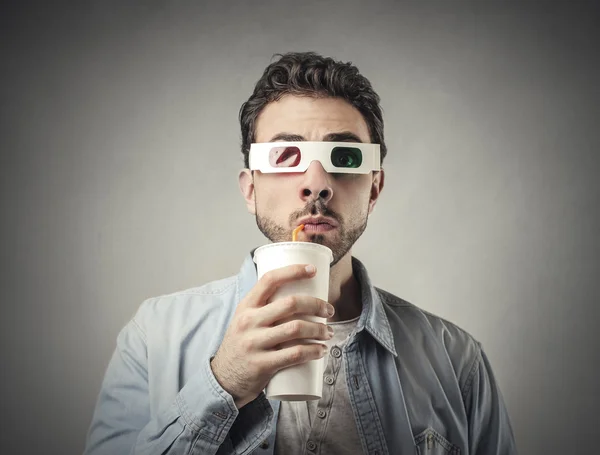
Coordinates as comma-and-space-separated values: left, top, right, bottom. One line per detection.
254, 95, 371, 143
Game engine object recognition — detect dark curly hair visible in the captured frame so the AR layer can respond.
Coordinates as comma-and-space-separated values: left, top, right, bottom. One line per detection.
239, 52, 386, 168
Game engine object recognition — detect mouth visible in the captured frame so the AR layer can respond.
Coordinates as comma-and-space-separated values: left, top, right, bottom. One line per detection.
303, 223, 335, 233
296, 216, 338, 233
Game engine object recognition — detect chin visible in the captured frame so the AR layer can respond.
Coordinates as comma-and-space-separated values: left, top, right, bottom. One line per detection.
307, 234, 328, 245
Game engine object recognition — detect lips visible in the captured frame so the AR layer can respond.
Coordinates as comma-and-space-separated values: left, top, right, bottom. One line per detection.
296, 216, 338, 233
302, 222, 335, 233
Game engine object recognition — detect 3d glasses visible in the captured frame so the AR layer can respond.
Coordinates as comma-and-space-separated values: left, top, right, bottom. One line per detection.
249, 142, 381, 174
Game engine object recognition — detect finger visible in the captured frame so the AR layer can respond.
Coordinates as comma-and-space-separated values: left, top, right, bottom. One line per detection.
257, 295, 334, 326
257, 319, 333, 349
244, 264, 317, 308
262, 343, 328, 372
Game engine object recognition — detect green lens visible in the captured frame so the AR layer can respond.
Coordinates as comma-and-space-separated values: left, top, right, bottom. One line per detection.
331, 147, 362, 168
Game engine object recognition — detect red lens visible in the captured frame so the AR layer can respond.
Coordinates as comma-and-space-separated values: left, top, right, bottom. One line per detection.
269, 146, 301, 168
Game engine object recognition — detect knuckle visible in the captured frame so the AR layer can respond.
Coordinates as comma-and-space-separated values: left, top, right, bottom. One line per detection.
282, 296, 298, 313
261, 272, 276, 287
261, 277, 273, 289
260, 272, 273, 287
320, 323, 328, 338
288, 346, 304, 363
236, 313, 252, 331
285, 320, 302, 337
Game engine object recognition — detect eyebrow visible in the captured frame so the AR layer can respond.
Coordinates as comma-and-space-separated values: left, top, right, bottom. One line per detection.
268, 131, 364, 143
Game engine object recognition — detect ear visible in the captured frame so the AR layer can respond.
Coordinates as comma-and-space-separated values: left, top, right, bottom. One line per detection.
238, 169, 256, 215
368, 168, 385, 214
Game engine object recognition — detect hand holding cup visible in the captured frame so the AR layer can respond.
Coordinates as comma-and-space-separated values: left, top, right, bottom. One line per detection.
210, 263, 334, 409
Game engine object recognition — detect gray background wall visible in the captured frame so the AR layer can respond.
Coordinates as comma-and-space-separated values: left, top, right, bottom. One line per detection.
1, 1, 598, 454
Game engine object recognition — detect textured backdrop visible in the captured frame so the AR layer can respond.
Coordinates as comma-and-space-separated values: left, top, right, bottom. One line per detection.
1, 1, 599, 454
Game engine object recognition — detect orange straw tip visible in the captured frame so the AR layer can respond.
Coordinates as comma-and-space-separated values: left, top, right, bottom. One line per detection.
292, 224, 305, 242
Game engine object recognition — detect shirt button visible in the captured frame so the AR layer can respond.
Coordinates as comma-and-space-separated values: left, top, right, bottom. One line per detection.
306, 440, 317, 451
331, 346, 342, 358
259, 440, 269, 449
324, 375, 335, 385
317, 409, 326, 419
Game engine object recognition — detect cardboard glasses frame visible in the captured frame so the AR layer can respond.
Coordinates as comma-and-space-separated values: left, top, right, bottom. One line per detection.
249, 141, 381, 174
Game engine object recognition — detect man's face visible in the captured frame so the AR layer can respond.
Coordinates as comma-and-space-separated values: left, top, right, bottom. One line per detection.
239, 95, 384, 266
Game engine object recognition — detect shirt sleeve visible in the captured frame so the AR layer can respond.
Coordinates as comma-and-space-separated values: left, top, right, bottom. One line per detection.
83, 318, 273, 455
462, 344, 518, 455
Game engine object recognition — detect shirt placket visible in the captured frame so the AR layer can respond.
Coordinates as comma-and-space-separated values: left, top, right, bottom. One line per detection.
344, 338, 389, 455
303, 344, 344, 455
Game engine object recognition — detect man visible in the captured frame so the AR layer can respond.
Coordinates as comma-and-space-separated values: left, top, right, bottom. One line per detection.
84, 52, 517, 454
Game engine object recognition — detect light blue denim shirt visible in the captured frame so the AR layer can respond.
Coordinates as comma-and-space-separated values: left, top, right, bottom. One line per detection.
84, 253, 517, 455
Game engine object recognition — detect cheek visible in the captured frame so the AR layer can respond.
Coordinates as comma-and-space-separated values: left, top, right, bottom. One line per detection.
336, 179, 372, 206
255, 178, 297, 210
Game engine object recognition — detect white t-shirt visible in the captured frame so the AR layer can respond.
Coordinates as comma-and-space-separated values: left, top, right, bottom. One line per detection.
275, 315, 363, 455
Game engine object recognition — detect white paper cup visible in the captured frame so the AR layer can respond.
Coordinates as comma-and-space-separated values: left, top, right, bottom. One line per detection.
253, 241, 333, 401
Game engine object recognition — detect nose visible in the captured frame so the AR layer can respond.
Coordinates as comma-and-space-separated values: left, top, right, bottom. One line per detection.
299, 161, 334, 204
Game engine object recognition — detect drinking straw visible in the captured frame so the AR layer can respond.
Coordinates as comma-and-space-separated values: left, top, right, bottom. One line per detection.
292, 224, 305, 241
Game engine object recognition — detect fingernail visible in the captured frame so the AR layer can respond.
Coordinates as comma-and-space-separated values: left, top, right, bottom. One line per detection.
305, 265, 316, 274
327, 325, 334, 337
326, 304, 335, 316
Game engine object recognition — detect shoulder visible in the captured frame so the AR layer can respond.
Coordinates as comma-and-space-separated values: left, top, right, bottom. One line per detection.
376, 287, 482, 392
132, 275, 239, 336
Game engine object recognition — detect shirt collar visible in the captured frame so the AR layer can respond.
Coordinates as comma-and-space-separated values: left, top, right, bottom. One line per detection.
351, 256, 397, 356
237, 251, 397, 357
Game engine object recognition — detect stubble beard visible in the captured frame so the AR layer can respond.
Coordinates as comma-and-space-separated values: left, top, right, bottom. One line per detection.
255, 199, 368, 267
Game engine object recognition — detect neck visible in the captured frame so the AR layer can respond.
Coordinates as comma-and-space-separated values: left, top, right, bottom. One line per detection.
327, 252, 362, 322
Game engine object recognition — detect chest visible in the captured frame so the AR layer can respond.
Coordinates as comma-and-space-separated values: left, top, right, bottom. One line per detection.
270, 335, 469, 455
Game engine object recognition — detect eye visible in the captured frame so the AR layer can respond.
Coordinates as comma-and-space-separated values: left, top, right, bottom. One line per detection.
331, 147, 362, 168
274, 147, 301, 167
338, 153, 354, 167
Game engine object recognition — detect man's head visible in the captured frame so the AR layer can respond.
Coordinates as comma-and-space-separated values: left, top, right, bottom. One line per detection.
239, 52, 387, 167
238, 52, 386, 265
